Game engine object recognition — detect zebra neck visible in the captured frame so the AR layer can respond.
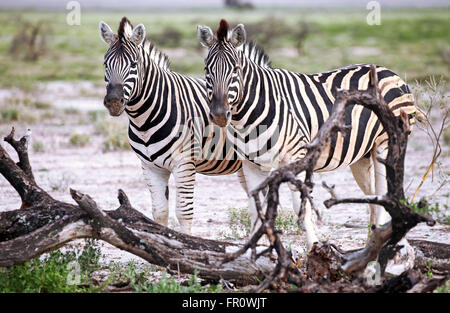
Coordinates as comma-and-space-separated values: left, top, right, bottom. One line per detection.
125, 60, 174, 131
232, 59, 275, 130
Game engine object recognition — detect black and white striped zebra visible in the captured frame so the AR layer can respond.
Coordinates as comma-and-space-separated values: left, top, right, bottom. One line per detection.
197, 19, 418, 250
98, 17, 249, 234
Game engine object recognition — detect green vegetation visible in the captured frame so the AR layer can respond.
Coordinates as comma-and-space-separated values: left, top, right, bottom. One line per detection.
32, 101, 52, 110
223, 207, 301, 239
434, 280, 450, 293
425, 260, 434, 278
63, 107, 81, 115
224, 207, 252, 239
0, 96, 54, 124
69, 133, 90, 147
444, 127, 450, 147
0, 239, 222, 293
0, 105, 36, 124
48, 172, 74, 191
0, 9, 448, 92
0, 239, 102, 293
275, 210, 302, 234
108, 263, 222, 293
405, 198, 450, 225
32, 140, 44, 152
94, 118, 130, 151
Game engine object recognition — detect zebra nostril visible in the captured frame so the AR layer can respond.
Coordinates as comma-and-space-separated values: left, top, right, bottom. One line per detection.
120, 98, 124, 104
226, 111, 231, 120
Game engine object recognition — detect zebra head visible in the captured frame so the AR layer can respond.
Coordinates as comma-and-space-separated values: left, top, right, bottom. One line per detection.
198, 19, 246, 127
98, 17, 145, 116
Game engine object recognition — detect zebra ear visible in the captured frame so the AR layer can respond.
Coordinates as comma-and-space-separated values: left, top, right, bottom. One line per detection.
131, 24, 146, 46
99, 21, 115, 45
230, 24, 246, 48
197, 25, 215, 47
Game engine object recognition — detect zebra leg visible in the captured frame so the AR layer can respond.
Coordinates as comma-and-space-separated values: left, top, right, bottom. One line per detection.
288, 172, 319, 251
173, 162, 196, 234
241, 161, 270, 236
142, 165, 170, 227
237, 168, 249, 195
371, 145, 390, 226
349, 155, 377, 228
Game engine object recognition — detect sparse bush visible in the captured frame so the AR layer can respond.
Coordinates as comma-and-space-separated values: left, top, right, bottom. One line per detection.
0, 106, 36, 124
0, 97, 47, 124
0, 239, 102, 293
94, 119, 129, 151
64, 108, 81, 115
76, 239, 102, 275
406, 198, 449, 225
102, 133, 129, 151
153, 27, 183, 48
31, 101, 51, 110
69, 133, 90, 147
223, 207, 301, 239
444, 126, 450, 147
48, 172, 74, 191
9, 19, 52, 61
434, 280, 450, 293
244, 17, 291, 51
88, 110, 106, 122
244, 17, 314, 54
108, 264, 221, 293
0, 108, 20, 123
32, 141, 44, 152
275, 211, 302, 234
223, 207, 252, 239
224, 0, 254, 9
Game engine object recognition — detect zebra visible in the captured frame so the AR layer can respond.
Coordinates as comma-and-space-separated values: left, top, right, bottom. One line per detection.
197, 19, 419, 252
98, 17, 249, 234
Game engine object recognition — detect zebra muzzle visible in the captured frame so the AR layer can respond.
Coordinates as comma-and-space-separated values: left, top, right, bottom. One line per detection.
209, 90, 231, 127
104, 83, 125, 116
210, 110, 230, 127
104, 98, 125, 116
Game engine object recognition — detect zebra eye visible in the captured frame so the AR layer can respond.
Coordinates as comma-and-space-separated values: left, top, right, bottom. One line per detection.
131, 61, 137, 67
233, 66, 240, 74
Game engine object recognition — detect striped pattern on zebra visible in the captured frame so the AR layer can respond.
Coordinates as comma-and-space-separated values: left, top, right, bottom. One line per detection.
197, 19, 418, 249
99, 17, 248, 234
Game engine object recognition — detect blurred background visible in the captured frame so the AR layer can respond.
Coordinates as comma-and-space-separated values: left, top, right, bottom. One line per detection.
0, 0, 449, 89
0, 1, 448, 246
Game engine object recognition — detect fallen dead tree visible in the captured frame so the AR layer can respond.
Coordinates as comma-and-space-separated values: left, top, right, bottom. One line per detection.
0, 66, 448, 292
0, 127, 275, 285
218, 65, 446, 292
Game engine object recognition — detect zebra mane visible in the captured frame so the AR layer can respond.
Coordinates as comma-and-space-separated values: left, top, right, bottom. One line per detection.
143, 39, 171, 70
242, 41, 272, 69
116, 17, 170, 70
216, 19, 230, 42
118, 17, 134, 40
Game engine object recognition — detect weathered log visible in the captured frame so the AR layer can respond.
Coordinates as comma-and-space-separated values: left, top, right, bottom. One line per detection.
222, 65, 437, 292
409, 239, 450, 274
0, 188, 275, 285
0, 128, 274, 285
